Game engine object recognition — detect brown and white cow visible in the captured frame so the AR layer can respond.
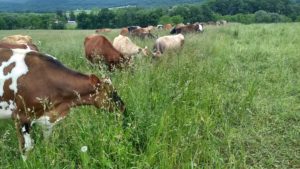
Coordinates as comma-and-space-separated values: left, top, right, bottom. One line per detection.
130, 28, 155, 39
1, 35, 39, 51
95, 28, 112, 33
0, 47, 125, 160
0, 42, 39, 51
84, 34, 127, 70
170, 23, 203, 34
153, 34, 184, 57
113, 34, 148, 58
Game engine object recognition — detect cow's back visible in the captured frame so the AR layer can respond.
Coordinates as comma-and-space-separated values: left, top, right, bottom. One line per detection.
154, 34, 184, 55
113, 35, 140, 56
84, 34, 125, 69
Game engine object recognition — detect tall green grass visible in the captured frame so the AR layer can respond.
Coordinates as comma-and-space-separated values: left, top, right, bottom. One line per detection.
0, 23, 299, 168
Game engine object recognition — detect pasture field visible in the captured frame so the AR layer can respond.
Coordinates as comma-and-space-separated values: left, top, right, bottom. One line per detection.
0, 23, 299, 168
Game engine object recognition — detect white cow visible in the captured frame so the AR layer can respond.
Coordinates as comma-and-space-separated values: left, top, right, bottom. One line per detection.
113, 34, 148, 59
1, 35, 33, 45
153, 34, 184, 57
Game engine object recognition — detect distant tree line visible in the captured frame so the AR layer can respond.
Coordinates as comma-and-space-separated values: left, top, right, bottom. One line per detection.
76, 5, 215, 29
0, 0, 300, 30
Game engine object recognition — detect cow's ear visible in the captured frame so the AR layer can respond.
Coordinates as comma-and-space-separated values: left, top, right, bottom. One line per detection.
89, 74, 101, 86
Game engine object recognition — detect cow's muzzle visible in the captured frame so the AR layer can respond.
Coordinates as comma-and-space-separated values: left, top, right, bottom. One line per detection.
112, 91, 126, 113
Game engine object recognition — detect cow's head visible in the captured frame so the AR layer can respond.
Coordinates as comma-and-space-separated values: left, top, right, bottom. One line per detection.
89, 75, 126, 113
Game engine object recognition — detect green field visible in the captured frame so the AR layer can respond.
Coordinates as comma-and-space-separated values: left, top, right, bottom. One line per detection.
0, 23, 299, 168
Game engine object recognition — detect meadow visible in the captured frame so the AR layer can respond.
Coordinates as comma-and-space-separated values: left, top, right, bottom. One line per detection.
0, 23, 299, 168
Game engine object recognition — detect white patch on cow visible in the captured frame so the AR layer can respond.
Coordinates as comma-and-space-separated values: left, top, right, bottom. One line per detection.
103, 78, 112, 85
21, 155, 27, 161
0, 48, 32, 97
23, 133, 33, 151
45, 54, 57, 60
0, 100, 16, 119
22, 126, 33, 152
31, 115, 63, 139
198, 24, 203, 31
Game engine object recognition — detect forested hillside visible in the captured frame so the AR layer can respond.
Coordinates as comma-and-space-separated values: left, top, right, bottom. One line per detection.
0, 0, 203, 12
0, 0, 300, 30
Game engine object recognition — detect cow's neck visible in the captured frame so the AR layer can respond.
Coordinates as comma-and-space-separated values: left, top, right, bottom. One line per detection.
53, 71, 96, 107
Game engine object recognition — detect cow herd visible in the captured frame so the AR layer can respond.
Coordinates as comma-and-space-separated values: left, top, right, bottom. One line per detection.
0, 21, 226, 160
86, 22, 205, 70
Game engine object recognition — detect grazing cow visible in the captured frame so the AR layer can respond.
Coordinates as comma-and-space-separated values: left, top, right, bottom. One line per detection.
176, 23, 185, 29
220, 20, 227, 25
95, 28, 112, 33
156, 24, 163, 29
153, 34, 184, 57
130, 28, 155, 39
0, 42, 39, 51
143, 25, 154, 32
0, 48, 126, 160
164, 24, 173, 30
120, 28, 129, 36
113, 34, 148, 58
84, 34, 127, 70
170, 23, 203, 34
207, 21, 216, 25
127, 26, 141, 33
1, 35, 39, 51
1, 35, 33, 44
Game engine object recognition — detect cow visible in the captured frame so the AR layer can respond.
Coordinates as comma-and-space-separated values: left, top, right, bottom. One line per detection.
143, 25, 154, 32
95, 28, 112, 33
0, 42, 39, 51
84, 34, 127, 71
127, 26, 141, 33
120, 28, 129, 36
1, 35, 39, 51
1, 35, 33, 44
113, 34, 148, 58
219, 20, 227, 25
170, 23, 203, 34
176, 23, 185, 29
0, 47, 126, 160
156, 24, 163, 29
153, 34, 184, 57
164, 24, 173, 30
207, 21, 216, 25
130, 28, 155, 39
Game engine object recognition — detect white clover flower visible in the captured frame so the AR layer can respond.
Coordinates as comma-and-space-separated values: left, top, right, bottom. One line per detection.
81, 146, 88, 153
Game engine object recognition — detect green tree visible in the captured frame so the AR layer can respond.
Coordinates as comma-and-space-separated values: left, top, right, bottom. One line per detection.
159, 15, 172, 24
0, 17, 6, 29
171, 15, 184, 24
69, 11, 76, 21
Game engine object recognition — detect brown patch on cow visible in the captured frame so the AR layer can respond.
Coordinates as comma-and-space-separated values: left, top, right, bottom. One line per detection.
3, 62, 16, 75
0, 48, 13, 64
2, 79, 14, 99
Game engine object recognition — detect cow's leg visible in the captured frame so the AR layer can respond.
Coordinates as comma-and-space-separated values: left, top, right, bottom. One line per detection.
41, 105, 70, 139
14, 118, 33, 161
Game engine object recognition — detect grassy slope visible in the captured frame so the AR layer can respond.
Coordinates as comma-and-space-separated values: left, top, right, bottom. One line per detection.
0, 23, 299, 168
